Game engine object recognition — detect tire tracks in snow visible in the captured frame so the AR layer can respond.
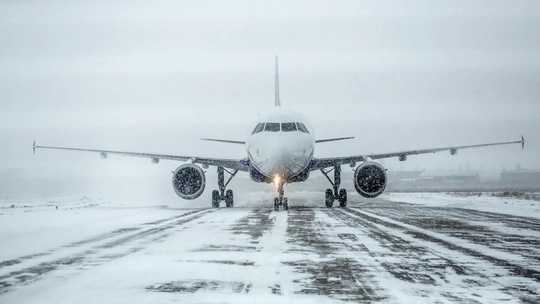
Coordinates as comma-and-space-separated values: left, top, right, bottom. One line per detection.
0, 209, 206, 271
330, 207, 540, 302
360, 203, 540, 266
285, 207, 387, 302
0, 209, 214, 294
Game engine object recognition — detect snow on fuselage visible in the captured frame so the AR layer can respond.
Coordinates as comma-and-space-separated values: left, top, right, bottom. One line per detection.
246, 108, 315, 183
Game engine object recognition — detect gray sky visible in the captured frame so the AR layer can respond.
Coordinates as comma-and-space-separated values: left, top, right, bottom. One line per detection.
1, 0, 539, 200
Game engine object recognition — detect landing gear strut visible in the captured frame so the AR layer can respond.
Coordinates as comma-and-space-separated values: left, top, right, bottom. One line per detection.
273, 178, 288, 211
320, 165, 347, 208
212, 166, 238, 208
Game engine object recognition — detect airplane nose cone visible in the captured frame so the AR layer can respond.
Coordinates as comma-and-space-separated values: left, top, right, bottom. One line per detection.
264, 141, 312, 177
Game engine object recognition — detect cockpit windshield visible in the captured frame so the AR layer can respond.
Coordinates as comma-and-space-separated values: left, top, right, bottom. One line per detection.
281, 122, 297, 132
251, 122, 309, 134
264, 123, 281, 132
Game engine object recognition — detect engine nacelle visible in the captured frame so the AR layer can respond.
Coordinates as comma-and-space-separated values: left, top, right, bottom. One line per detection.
172, 164, 206, 200
354, 162, 387, 198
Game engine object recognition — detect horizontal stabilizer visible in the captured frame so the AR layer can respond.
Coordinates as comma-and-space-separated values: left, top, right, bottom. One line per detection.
315, 137, 354, 144
201, 138, 246, 145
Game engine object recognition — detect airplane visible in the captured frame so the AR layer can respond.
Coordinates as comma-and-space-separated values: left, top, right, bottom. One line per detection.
33, 57, 525, 211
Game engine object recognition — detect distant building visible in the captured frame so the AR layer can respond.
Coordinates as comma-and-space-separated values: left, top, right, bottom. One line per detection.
417, 171, 480, 183
501, 170, 540, 186
387, 171, 423, 182
386, 169, 540, 192
386, 171, 481, 191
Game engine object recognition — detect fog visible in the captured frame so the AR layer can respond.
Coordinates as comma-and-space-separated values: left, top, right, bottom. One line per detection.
1, 0, 539, 203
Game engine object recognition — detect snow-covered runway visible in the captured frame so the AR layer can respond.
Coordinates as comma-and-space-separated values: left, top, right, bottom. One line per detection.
1, 194, 539, 303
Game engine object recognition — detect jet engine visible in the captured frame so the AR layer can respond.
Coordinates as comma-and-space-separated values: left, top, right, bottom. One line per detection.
172, 164, 206, 200
354, 162, 387, 198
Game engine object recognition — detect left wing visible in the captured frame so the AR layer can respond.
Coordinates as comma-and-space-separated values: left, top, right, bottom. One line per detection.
311, 136, 525, 171
33, 142, 249, 172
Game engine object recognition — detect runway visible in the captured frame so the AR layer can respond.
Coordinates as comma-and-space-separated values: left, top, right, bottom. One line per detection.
1, 194, 539, 303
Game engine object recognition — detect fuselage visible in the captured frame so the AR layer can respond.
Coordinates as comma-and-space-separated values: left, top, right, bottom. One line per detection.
246, 108, 315, 184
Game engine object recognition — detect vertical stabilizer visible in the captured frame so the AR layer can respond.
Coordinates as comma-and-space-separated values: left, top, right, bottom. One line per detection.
275, 56, 281, 107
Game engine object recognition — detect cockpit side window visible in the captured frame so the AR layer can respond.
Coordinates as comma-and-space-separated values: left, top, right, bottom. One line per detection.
251, 123, 262, 135
297, 122, 309, 133
281, 122, 297, 132
256, 123, 265, 133
252, 123, 265, 134
264, 122, 280, 132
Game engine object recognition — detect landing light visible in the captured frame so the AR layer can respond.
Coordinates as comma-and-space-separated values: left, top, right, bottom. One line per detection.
274, 175, 281, 188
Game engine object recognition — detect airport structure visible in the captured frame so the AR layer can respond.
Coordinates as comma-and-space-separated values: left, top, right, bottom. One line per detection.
385, 169, 540, 192
501, 169, 540, 187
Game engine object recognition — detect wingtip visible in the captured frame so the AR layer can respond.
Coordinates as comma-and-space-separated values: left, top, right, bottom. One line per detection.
33, 140, 36, 155
522, 135, 525, 150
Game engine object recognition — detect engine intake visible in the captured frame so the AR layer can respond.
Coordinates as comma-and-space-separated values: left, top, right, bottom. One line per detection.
172, 164, 206, 200
354, 162, 387, 198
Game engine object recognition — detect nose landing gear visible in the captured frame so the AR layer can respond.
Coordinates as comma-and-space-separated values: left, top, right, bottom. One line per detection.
212, 166, 238, 208
273, 197, 288, 211
321, 165, 347, 208
273, 178, 288, 211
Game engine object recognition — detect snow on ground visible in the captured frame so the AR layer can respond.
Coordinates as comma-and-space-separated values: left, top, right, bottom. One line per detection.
1, 193, 539, 303
0, 197, 191, 262
385, 192, 540, 219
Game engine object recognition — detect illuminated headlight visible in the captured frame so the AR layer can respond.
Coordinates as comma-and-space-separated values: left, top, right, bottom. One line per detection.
273, 175, 281, 188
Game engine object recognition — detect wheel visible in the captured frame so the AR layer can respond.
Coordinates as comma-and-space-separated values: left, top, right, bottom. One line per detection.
212, 190, 220, 208
283, 197, 289, 210
339, 189, 347, 207
274, 197, 279, 211
325, 189, 334, 208
225, 190, 234, 207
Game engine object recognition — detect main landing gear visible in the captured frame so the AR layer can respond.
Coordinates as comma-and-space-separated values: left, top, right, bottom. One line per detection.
212, 166, 238, 208
320, 165, 347, 208
273, 178, 289, 211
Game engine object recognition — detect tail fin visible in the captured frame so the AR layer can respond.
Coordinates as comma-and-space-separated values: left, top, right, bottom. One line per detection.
275, 56, 280, 107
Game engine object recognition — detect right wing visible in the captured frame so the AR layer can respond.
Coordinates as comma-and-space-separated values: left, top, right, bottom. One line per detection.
311, 136, 525, 171
33, 142, 249, 172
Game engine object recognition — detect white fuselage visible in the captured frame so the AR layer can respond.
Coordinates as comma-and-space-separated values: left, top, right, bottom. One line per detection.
246, 108, 315, 182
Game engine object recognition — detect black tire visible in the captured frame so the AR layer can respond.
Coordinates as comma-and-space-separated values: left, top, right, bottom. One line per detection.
274, 197, 279, 211
325, 189, 334, 208
339, 189, 347, 207
212, 190, 220, 208
283, 197, 289, 211
225, 190, 234, 207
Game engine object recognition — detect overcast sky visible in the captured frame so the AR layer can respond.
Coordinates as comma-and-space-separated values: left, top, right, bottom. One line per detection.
1, 0, 539, 200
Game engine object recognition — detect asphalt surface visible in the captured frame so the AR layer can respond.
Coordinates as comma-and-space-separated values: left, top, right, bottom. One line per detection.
1, 198, 539, 303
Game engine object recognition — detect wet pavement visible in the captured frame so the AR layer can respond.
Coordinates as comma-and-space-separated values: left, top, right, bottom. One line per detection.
1, 198, 540, 303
